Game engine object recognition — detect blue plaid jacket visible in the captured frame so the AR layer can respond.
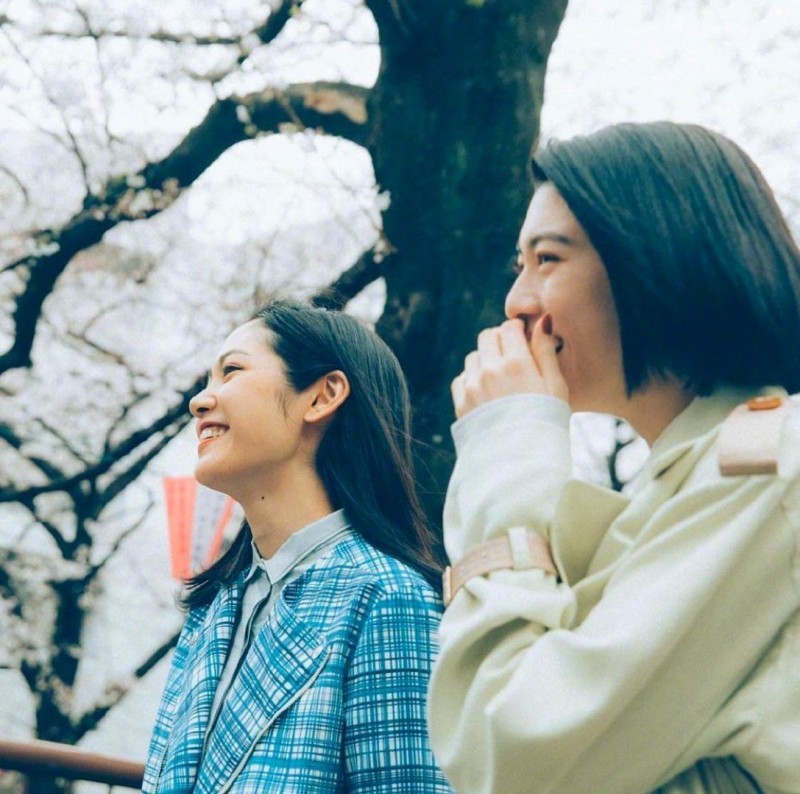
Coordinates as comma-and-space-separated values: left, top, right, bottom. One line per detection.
143, 530, 452, 793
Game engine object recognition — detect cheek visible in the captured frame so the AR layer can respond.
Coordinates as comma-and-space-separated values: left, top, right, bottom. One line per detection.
555, 283, 618, 350
588, 296, 623, 368
596, 285, 621, 339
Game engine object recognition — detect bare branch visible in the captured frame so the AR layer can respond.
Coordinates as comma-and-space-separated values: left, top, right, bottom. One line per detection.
0, 423, 24, 452
34, 29, 242, 45
0, 163, 30, 204
0, 375, 203, 504
244, 81, 369, 139
86, 492, 155, 583
0, 423, 67, 482
96, 417, 188, 513
0, 25, 92, 192
0, 553, 23, 618
364, 0, 426, 40
245, 0, 310, 58
132, 629, 181, 679
72, 629, 180, 739
24, 0, 307, 49
313, 247, 391, 310
28, 514, 72, 559
0, 81, 369, 375
104, 390, 157, 447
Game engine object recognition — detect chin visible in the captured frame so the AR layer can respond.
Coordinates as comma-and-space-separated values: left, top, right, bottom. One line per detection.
193, 463, 229, 496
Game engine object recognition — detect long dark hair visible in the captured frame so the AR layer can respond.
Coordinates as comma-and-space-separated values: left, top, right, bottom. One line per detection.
532, 121, 800, 395
181, 300, 444, 608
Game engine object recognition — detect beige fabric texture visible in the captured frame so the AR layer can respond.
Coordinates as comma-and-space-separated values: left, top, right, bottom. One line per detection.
428, 388, 800, 794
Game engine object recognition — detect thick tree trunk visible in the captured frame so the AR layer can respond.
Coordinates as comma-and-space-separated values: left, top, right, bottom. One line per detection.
367, 0, 568, 524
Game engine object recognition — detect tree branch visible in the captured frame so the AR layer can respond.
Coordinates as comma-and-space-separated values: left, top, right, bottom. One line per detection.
86, 494, 155, 585
246, 0, 310, 56
244, 82, 369, 140
95, 420, 188, 514
20, 0, 306, 52
0, 81, 370, 375
28, 513, 73, 559
363, 0, 426, 41
0, 553, 23, 619
313, 247, 390, 309
0, 375, 203, 504
72, 629, 181, 739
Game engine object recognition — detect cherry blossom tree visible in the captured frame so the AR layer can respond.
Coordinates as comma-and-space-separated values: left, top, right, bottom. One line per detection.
0, 0, 567, 784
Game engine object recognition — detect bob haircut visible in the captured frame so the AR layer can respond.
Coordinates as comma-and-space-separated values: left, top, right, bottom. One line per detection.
182, 300, 444, 608
532, 121, 800, 395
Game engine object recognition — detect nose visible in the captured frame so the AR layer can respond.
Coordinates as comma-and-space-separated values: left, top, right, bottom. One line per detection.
189, 386, 216, 418
505, 272, 543, 323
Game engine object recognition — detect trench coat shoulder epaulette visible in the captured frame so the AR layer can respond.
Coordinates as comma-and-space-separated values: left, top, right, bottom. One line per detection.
718, 395, 797, 476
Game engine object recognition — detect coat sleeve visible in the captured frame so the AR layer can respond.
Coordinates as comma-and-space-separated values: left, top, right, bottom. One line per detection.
428, 396, 800, 794
343, 585, 453, 793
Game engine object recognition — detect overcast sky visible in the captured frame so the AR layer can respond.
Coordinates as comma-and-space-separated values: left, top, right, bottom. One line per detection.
542, 0, 800, 229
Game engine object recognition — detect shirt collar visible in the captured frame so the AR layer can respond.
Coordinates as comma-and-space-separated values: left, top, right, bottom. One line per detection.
245, 508, 351, 585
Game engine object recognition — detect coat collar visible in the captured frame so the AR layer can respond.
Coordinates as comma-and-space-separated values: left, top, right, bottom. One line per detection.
196, 594, 330, 794
636, 386, 783, 485
244, 508, 351, 584
551, 386, 786, 596
159, 532, 367, 793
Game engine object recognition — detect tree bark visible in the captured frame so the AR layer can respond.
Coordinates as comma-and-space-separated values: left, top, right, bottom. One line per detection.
366, 0, 568, 522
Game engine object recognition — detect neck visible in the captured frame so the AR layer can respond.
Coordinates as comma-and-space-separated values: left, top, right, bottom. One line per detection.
621, 377, 696, 446
236, 463, 334, 558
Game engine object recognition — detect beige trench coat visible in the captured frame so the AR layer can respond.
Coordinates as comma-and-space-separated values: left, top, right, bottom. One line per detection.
428, 387, 800, 794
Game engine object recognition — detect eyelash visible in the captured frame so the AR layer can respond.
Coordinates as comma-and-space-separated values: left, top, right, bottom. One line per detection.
222, 364, 242, 377
513, 251, 558, 275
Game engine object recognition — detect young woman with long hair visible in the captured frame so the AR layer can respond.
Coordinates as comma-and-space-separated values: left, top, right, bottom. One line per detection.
143, 300, 450, 793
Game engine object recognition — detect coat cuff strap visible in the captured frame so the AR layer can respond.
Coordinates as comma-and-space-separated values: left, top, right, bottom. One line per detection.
442, 528, 556, 606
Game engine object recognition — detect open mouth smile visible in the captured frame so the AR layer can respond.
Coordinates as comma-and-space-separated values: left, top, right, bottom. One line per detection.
199, 426, 227, 440
197, 422, 229, 449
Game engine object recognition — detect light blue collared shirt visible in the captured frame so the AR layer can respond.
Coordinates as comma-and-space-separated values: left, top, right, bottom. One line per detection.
205, 509, 351, 743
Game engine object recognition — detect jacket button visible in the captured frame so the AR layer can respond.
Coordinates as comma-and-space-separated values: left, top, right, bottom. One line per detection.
746, 395, 782, 411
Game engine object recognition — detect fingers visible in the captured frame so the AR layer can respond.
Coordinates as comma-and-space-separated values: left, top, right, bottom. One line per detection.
497, 318, 533, 368
453, 349, 484, 418
476, 327, 503, 362
451, 372, 467, 419
452, 318, 563, 418
530, 314, 569, 403
451, 315, 570, 418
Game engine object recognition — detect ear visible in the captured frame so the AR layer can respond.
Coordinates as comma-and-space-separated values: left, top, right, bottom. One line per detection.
303, 370, 351, 424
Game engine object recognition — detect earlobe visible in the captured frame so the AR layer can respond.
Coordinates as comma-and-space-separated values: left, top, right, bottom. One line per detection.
304, 370, 350, 424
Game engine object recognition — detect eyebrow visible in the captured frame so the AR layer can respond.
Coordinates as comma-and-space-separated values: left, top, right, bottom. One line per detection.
216, 348, 251, 368
205, 348, 252, 383
517, 232, 575, 252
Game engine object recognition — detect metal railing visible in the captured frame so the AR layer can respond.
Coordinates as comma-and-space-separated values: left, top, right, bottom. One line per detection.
0, 738, 144, 790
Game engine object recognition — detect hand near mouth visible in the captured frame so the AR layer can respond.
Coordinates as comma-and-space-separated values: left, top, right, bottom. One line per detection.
451, 316, 568, 419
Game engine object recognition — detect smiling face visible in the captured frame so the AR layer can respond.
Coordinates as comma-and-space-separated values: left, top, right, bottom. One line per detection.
506, 182, 627, 414
188, 320, 311, 501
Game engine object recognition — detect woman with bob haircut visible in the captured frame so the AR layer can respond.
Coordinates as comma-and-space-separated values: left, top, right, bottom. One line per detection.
143, 300, 451, 793
428, 122, 800, 793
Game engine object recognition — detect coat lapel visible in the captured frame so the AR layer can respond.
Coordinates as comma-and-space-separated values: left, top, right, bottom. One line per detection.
197, 595, 329, 794
157, 578, 243, 792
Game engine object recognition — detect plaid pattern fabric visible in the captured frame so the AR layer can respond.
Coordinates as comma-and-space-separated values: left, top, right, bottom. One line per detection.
143, 531, 452, 793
